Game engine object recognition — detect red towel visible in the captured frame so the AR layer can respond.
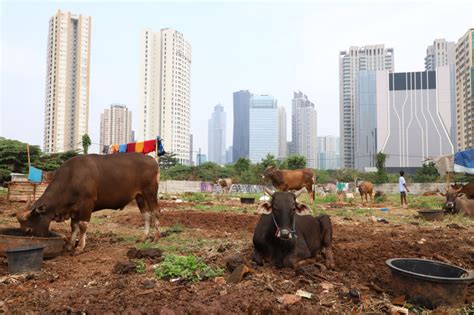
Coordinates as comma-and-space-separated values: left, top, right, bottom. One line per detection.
126, 142, 136, 152
143, 140, 156, 154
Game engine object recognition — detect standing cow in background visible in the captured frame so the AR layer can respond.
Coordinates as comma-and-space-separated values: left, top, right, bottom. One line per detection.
217, 178, 232, 193
449, 182, 474, 199
262, 166, 315, 201
16, 153, 160, 254
357, 180, 374, 204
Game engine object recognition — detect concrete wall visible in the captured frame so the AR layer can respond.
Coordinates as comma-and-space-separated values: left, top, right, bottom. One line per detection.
159, 180, 202, 194
373, 183, 449, 195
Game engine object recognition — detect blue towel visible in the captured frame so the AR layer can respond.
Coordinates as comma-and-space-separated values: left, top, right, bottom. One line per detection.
28, 166, 43, 183
157, 137, 166, 156
119, 144, 127, 153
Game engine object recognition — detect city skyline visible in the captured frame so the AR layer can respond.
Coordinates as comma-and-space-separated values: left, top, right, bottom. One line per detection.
1, 2, 473, 156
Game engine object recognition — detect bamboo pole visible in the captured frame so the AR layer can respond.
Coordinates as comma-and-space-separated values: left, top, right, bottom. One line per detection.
26, 144, 31, 169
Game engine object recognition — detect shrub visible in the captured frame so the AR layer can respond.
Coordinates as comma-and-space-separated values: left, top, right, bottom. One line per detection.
154, 255, 223, 282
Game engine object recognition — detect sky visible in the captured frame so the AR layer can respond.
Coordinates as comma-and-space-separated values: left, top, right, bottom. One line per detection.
1, 0, 473, 155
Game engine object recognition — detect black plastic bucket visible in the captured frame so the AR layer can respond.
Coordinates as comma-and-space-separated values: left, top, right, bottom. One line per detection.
240, 197, 255, 204
6, 245, 45, 273
386, 258, 474, 309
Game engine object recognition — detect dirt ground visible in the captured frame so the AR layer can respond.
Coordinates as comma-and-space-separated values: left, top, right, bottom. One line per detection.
0, 196, 473, 314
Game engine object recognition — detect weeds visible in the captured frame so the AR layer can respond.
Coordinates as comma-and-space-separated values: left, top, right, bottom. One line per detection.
154, 255, 223, 282
183, 192, 210, 202
135, 259, 146, 273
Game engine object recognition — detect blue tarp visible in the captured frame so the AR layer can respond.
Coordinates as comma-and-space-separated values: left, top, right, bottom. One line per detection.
28, 166, 43, 183
454, 148, 474, 174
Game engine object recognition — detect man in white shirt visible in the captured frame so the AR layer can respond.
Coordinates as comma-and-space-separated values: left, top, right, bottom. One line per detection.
399, 171, 410, 208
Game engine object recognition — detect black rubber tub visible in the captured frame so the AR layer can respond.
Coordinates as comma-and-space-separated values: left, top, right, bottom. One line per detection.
418, 209, 444, 221
240, 197, 255, 204
386, 258, 474, 309
6, 245, 45, 274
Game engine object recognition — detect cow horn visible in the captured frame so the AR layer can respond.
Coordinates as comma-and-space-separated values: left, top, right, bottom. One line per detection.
294, 187, 306, 197
263, 187, 274, 196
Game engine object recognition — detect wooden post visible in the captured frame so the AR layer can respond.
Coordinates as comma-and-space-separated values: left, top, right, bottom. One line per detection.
26, 144, 31, 169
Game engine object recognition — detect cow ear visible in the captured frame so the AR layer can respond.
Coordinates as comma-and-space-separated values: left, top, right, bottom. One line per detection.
295, 202, 312, 216
256, 202, 272, 215
16, 210, 32, 222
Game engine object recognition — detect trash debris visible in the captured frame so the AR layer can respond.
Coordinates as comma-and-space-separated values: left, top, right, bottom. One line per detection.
214, 277, 226, 285
277, 294, 302, 306
227, 264, 251, 284
259, 195, 270, 201
370, 216, 389, 224
417, 238, 426, 245
391, 295, 406, 306
295, 289, 313, 299
225, 255, 245, 272
320, 282, 334, 294
390, 305, 409, 315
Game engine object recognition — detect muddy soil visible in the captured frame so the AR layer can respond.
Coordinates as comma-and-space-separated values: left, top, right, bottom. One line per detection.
0, 198, 473, 314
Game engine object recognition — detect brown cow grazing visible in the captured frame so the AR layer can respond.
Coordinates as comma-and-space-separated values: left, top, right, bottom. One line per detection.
358, 181, 374, 203
252, 188, 334, 269
262, 166, 315, 201
16, 153, 160, 254
217, 178, 232, 193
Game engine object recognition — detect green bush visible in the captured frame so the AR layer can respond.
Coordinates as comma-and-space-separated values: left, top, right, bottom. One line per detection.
154, 255, 223, 282
183, 192, 209, 202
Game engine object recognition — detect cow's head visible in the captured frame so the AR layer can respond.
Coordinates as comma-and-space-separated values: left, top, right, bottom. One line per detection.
257, 187, 312, 240
16, 198, 52, 237
443, 186, 463, 212
262, 166, 277, 180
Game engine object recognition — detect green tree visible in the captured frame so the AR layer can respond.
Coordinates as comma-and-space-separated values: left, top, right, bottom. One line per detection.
414, 162, 439, 183
0, 137, 41, 183
234, 158, 251, 175
195, 162, 221, 181
82, 134, 91, 154
281, 155, 306, 170
374, 152, 389, 184
260, 154, 279, 169
159, 152, 179, 170
334, 168, 359, 182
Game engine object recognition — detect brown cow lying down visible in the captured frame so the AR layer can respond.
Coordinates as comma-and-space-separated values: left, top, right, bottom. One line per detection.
252, 188, 334, 269
217, 178, 232, 193
16, 153, 160, 254
262, 166, 315, 201
443, 187, 474, 218
358, 181, 374, 203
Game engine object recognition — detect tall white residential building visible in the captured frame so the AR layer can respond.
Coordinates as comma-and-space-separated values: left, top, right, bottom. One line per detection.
138, 28, 192, 164
278, 106, 287, 160
207, 104, 226, 164
455, 28, 474, 151
249, 95, 278, 163
43, 10, 91, 153
292, 91, 318, 168
100, 104, 132, 149
318, 136, 340, 170
339, 45, 394, 168
425, 39, 455, 71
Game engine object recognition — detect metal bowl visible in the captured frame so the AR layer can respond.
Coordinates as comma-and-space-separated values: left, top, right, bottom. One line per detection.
0, 228, 65, 258
386, 258, 474, 309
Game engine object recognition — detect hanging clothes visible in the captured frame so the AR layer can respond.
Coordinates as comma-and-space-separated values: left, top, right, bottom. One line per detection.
143, 139, 156, 154
135, 141, 144, 153
126, 142, 136, 152
157, 137, 166, 156
119, 144, 127, 153
102, 145, 110, 154
28, 166, 43, 183
111, 144, 119, 153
